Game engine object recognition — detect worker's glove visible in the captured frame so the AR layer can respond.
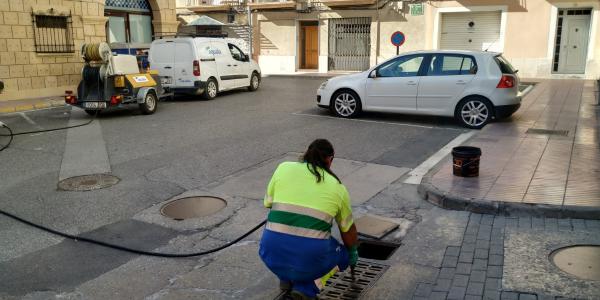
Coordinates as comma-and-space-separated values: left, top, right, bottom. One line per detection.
347, 245, 359, 267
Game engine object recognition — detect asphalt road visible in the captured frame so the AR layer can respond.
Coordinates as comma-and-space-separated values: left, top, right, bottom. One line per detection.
0, 76, 467, 299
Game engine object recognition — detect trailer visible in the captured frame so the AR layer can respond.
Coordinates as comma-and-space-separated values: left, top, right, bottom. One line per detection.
65, 43, 172, 115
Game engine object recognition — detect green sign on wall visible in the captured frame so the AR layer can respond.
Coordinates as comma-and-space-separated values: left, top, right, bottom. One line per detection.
410, 3, 424, 16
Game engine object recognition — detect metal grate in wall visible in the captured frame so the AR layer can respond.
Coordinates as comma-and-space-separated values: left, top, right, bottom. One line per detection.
106, 0, 151, 12
328, 17, 371, 71
32, 13, 75, 53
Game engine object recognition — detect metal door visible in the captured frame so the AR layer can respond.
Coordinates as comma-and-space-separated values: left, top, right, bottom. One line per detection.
328, 17, 371, 71
558, 12, 591, 74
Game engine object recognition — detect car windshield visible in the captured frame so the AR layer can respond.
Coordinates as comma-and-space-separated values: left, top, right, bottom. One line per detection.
494, 55, 517, 74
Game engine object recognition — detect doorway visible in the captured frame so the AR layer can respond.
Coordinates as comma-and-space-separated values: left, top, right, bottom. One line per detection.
300, 21, 318, 70
553, 8, 592, 74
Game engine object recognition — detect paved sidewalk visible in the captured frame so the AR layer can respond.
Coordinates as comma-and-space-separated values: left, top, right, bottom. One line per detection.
420, 79, 600, 219
0, 96, 65, 114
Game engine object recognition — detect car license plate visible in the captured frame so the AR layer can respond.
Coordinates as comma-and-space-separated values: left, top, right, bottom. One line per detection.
161, 77, 172, 85
83, 102, 107, 109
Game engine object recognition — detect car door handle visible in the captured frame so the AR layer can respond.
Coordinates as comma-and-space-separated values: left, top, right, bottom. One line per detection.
233, 64, 238, 67
456, 80, 467, 85
164, 66, 172, 69
407, 81, 417, 85
227, 64, 232, 67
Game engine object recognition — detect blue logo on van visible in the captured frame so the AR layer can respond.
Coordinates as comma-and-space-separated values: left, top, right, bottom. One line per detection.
209, 49, 222, 55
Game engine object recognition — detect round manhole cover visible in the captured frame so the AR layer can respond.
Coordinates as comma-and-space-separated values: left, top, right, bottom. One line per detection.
58, 174, 120, 191
550, 245, 600, 281
161, 196, 227, 220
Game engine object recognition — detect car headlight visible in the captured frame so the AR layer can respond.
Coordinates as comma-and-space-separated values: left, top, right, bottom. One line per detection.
319, 80, 328, 90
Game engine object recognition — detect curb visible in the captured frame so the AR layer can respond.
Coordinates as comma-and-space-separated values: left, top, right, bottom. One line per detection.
417, 172, 600, 220
0, 99, 65, 114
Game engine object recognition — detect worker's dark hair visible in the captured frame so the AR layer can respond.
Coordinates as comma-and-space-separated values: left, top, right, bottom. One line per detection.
302, 139, 341, 184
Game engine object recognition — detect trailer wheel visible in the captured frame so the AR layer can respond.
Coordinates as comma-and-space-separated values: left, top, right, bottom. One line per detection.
139, 91, 157, 115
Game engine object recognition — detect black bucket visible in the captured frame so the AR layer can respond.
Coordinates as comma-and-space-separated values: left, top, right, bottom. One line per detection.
452, 146, 481, 177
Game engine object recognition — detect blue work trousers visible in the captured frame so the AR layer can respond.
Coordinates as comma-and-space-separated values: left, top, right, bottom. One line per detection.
259, 228, 349, 297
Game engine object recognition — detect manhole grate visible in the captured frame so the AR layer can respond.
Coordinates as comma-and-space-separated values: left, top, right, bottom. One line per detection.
550, 245, 600, 281
319, 260, 389, 299
161, 196, 227, 220
58, 174, 120, 191
526, 128, 569, 136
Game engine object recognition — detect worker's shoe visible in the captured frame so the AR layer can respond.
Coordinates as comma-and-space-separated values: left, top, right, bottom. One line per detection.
290, 290, 317, 300
279, 280, 292, 292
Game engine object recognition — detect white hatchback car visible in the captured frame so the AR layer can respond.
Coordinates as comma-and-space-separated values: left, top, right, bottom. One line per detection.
317, 50, 521, 129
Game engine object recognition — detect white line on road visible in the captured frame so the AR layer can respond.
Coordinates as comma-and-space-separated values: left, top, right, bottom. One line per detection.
18, 112, 43, 130
292, 112, 464, 131
403, 131, 476, 185
59, 108, 111, 181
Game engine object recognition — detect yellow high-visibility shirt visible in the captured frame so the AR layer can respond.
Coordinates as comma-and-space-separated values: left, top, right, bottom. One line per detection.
264, 161, 354, 233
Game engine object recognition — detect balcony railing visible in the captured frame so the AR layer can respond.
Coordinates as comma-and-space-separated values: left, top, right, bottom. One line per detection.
183, 0, 378, 12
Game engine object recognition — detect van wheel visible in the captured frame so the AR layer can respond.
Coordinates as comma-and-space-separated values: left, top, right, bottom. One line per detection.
139, 92, 158, 115
248, 72, 260, 91
203, 78, 218, 100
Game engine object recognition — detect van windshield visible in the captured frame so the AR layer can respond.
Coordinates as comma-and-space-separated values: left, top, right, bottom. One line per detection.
494, 55, 517, 74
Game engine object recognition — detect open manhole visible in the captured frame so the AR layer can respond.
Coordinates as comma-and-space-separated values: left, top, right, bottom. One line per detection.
58, 174, 120, 191
357, 239, 400, 260
550, 245, 600, 281
160, 196, 227, 220
319, 260, 389, 299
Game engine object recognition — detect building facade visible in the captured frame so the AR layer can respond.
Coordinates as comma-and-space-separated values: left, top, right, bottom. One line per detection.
179, 0, 599, 79
0, 0, 177, 102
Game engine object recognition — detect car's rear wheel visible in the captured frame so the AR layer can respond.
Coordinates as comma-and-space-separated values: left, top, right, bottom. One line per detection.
331, 90, 361, 118
203, 78, 218, 100
456, 97, 493, 129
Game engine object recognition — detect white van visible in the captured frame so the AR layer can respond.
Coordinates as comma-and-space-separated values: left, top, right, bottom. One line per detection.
149, 37, 261, 99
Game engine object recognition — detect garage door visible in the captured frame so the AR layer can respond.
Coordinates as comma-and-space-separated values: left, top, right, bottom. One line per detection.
440, 11, 501, 51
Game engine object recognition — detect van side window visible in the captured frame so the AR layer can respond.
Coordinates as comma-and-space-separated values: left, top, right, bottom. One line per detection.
228, 43, 244, 61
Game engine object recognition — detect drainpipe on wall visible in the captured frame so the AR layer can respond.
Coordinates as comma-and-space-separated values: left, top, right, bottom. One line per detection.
376, 0, 380, 65
247, 5, 252, 58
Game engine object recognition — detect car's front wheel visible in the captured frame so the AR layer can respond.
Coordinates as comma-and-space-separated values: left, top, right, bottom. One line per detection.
248, 72, 260, 91
456, 97, 493, 129
331, 90, 362, 118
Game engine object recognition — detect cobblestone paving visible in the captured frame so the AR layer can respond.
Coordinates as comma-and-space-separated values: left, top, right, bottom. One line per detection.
412, 214, 600, 300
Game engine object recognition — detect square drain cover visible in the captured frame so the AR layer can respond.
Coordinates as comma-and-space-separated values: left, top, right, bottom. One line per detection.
526, 128, 569, 136
355, 215, 399, 239
320, 260, 389, 299
274, 260, 389, 300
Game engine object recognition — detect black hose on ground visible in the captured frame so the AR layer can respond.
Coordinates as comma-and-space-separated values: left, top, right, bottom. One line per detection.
0, 110, 267, 257
0, 110, 97, 152
0, 208, 266, 258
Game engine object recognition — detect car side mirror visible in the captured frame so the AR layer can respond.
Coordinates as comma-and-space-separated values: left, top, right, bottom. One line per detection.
369, 70, 377, 78
243, 55, 250, 62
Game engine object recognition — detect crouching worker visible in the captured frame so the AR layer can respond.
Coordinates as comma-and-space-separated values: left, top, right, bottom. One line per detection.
259, 139, 359, 300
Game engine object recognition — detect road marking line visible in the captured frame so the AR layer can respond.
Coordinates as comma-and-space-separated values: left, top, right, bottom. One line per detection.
292, 112, 464, 131
18, 112, 44, 130
59, 108, 111, 181
403, 131, 476, 185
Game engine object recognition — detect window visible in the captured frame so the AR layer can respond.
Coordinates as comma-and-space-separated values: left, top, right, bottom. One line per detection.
108, 16, 126, 43
106, 11, 153, 44
228, 43, 245, 61
427, 55, 477, 76
32, 14, 75, 53
494, 55, 517, 74
377, 55, 424, 77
